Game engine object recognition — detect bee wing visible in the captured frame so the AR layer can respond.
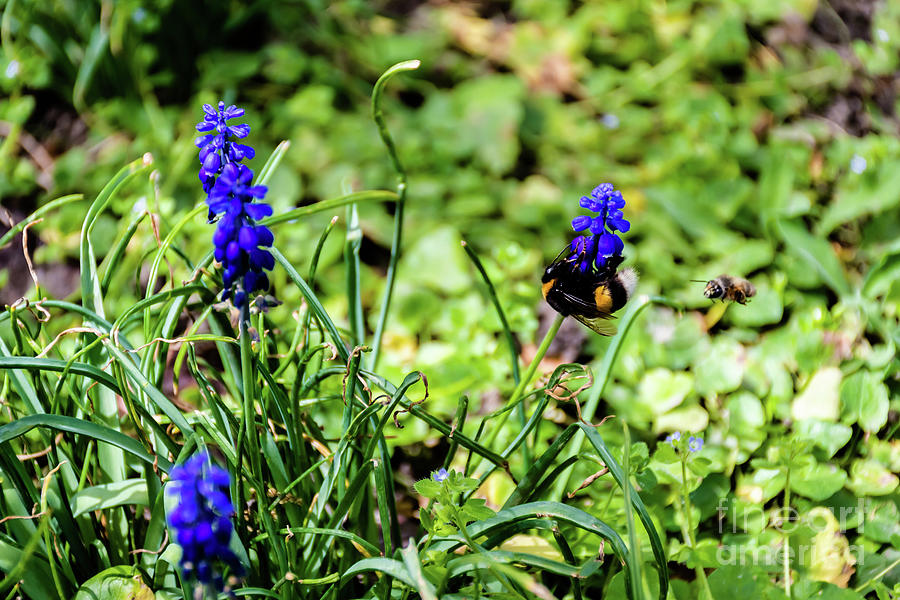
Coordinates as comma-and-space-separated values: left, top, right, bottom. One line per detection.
571, 313, 619, 337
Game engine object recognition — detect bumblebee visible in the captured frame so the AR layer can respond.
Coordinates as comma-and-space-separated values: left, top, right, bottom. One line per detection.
541, 252, 638, 336
700, 274, 756, 305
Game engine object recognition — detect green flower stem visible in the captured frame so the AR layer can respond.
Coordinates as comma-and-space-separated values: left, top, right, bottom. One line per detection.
783, 467, 792, 599
235, 307, 261, 529
680, 456, 713, 600
854, 555, 900, 593
370, 59, 420, 369
483, 313, 564, 454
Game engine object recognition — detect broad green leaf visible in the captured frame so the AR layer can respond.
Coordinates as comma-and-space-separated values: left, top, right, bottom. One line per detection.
805, 508, 856, 588
790, 462, 847, 501
708, 565, 788, 599
638, 368, 692, 415
71, 479, 149, 517
792, 367, 841, 422
727, 392, 766, 459
694, 338, 744, 396
655, 404, 708, 434
820, 160, 900, 234
839, 370, 889, 432
860, 500, 900, 545
74, 565, 154, 600
846, 459, 899, 496
726, 276, 784, 328
413, 478, 442, 499
793, 420, 853, 459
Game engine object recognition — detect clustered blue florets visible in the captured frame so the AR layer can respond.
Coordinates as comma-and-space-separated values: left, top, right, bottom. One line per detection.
167, 453, 241, 589
569, 183, 630, 271
196, 101, 274, 308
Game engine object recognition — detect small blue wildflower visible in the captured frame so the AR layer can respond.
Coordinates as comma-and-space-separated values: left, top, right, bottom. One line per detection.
167, 453, 241, 590
569, 183, 630, 271
432, 468, 449, 483
688, 436, 704, 453
665, 431, 682, 447
197, 102, 274, 307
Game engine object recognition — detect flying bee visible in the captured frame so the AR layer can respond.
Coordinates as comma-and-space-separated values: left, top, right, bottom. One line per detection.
542, 251, 638, 336
697, 274, 756, 305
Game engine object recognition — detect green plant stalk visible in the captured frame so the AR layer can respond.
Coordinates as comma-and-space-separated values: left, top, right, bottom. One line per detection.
783, 466, 792, 599
483, 313, 564, 453
39, 473, 66, 599
369, 59, 421, 369
551, 295, 679, 502
235, 307, 262, 530
621, 422, 644, 600
854, 555, 900, 593
680, 457, 713, 600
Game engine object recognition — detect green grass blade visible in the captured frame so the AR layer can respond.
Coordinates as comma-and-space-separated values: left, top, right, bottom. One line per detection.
360, 370, 508, 468
80, 154, 152, 316
430, 501, 629, 565
552, 295, 676, 500
461, 240, 520, 383
502, 423, 578, 508
0, 356, 120, 394
72, 24, 107, 110
369, 59, 421, 369
100, 340, 195, 435
0, 194, 83, 249
99, 209, 147, 295
401, 541, 438, 600
255, 140, 290, 185
0, 414, 172, 471
70, 479, 149, 517
261, 190, 397, 227
273, 246, 349, 361
580, 423, 668, 600
621, 421, 643, 600
344, 202, 364, 346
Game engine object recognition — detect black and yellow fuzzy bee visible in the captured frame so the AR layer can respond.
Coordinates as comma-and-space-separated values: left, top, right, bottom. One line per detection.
699, 274, 756, 305
542, 252, 638, 336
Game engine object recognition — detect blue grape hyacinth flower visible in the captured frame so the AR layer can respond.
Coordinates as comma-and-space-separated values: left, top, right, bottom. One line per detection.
167, 453, 242, 590
196, 102, 256, 194
196, 101, 274, 307
569, 183, 630, 271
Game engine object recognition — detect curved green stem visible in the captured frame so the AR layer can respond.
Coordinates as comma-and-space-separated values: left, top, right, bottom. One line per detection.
369, 59, 421, 369
481, 313, 564, 458
680, 456, 713, 600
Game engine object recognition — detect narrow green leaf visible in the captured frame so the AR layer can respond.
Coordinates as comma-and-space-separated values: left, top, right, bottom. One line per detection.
262, 190, 397, 227
580, 424, 668, 600
401, 541, 437, 600
778, 219, 850, 297
0, 194, 83, 249
0, 414, 172, 472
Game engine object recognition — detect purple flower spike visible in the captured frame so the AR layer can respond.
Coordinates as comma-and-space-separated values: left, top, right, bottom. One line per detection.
196, 101, 275, 308
567, 183, 630, 271
167, 453, 243, 590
